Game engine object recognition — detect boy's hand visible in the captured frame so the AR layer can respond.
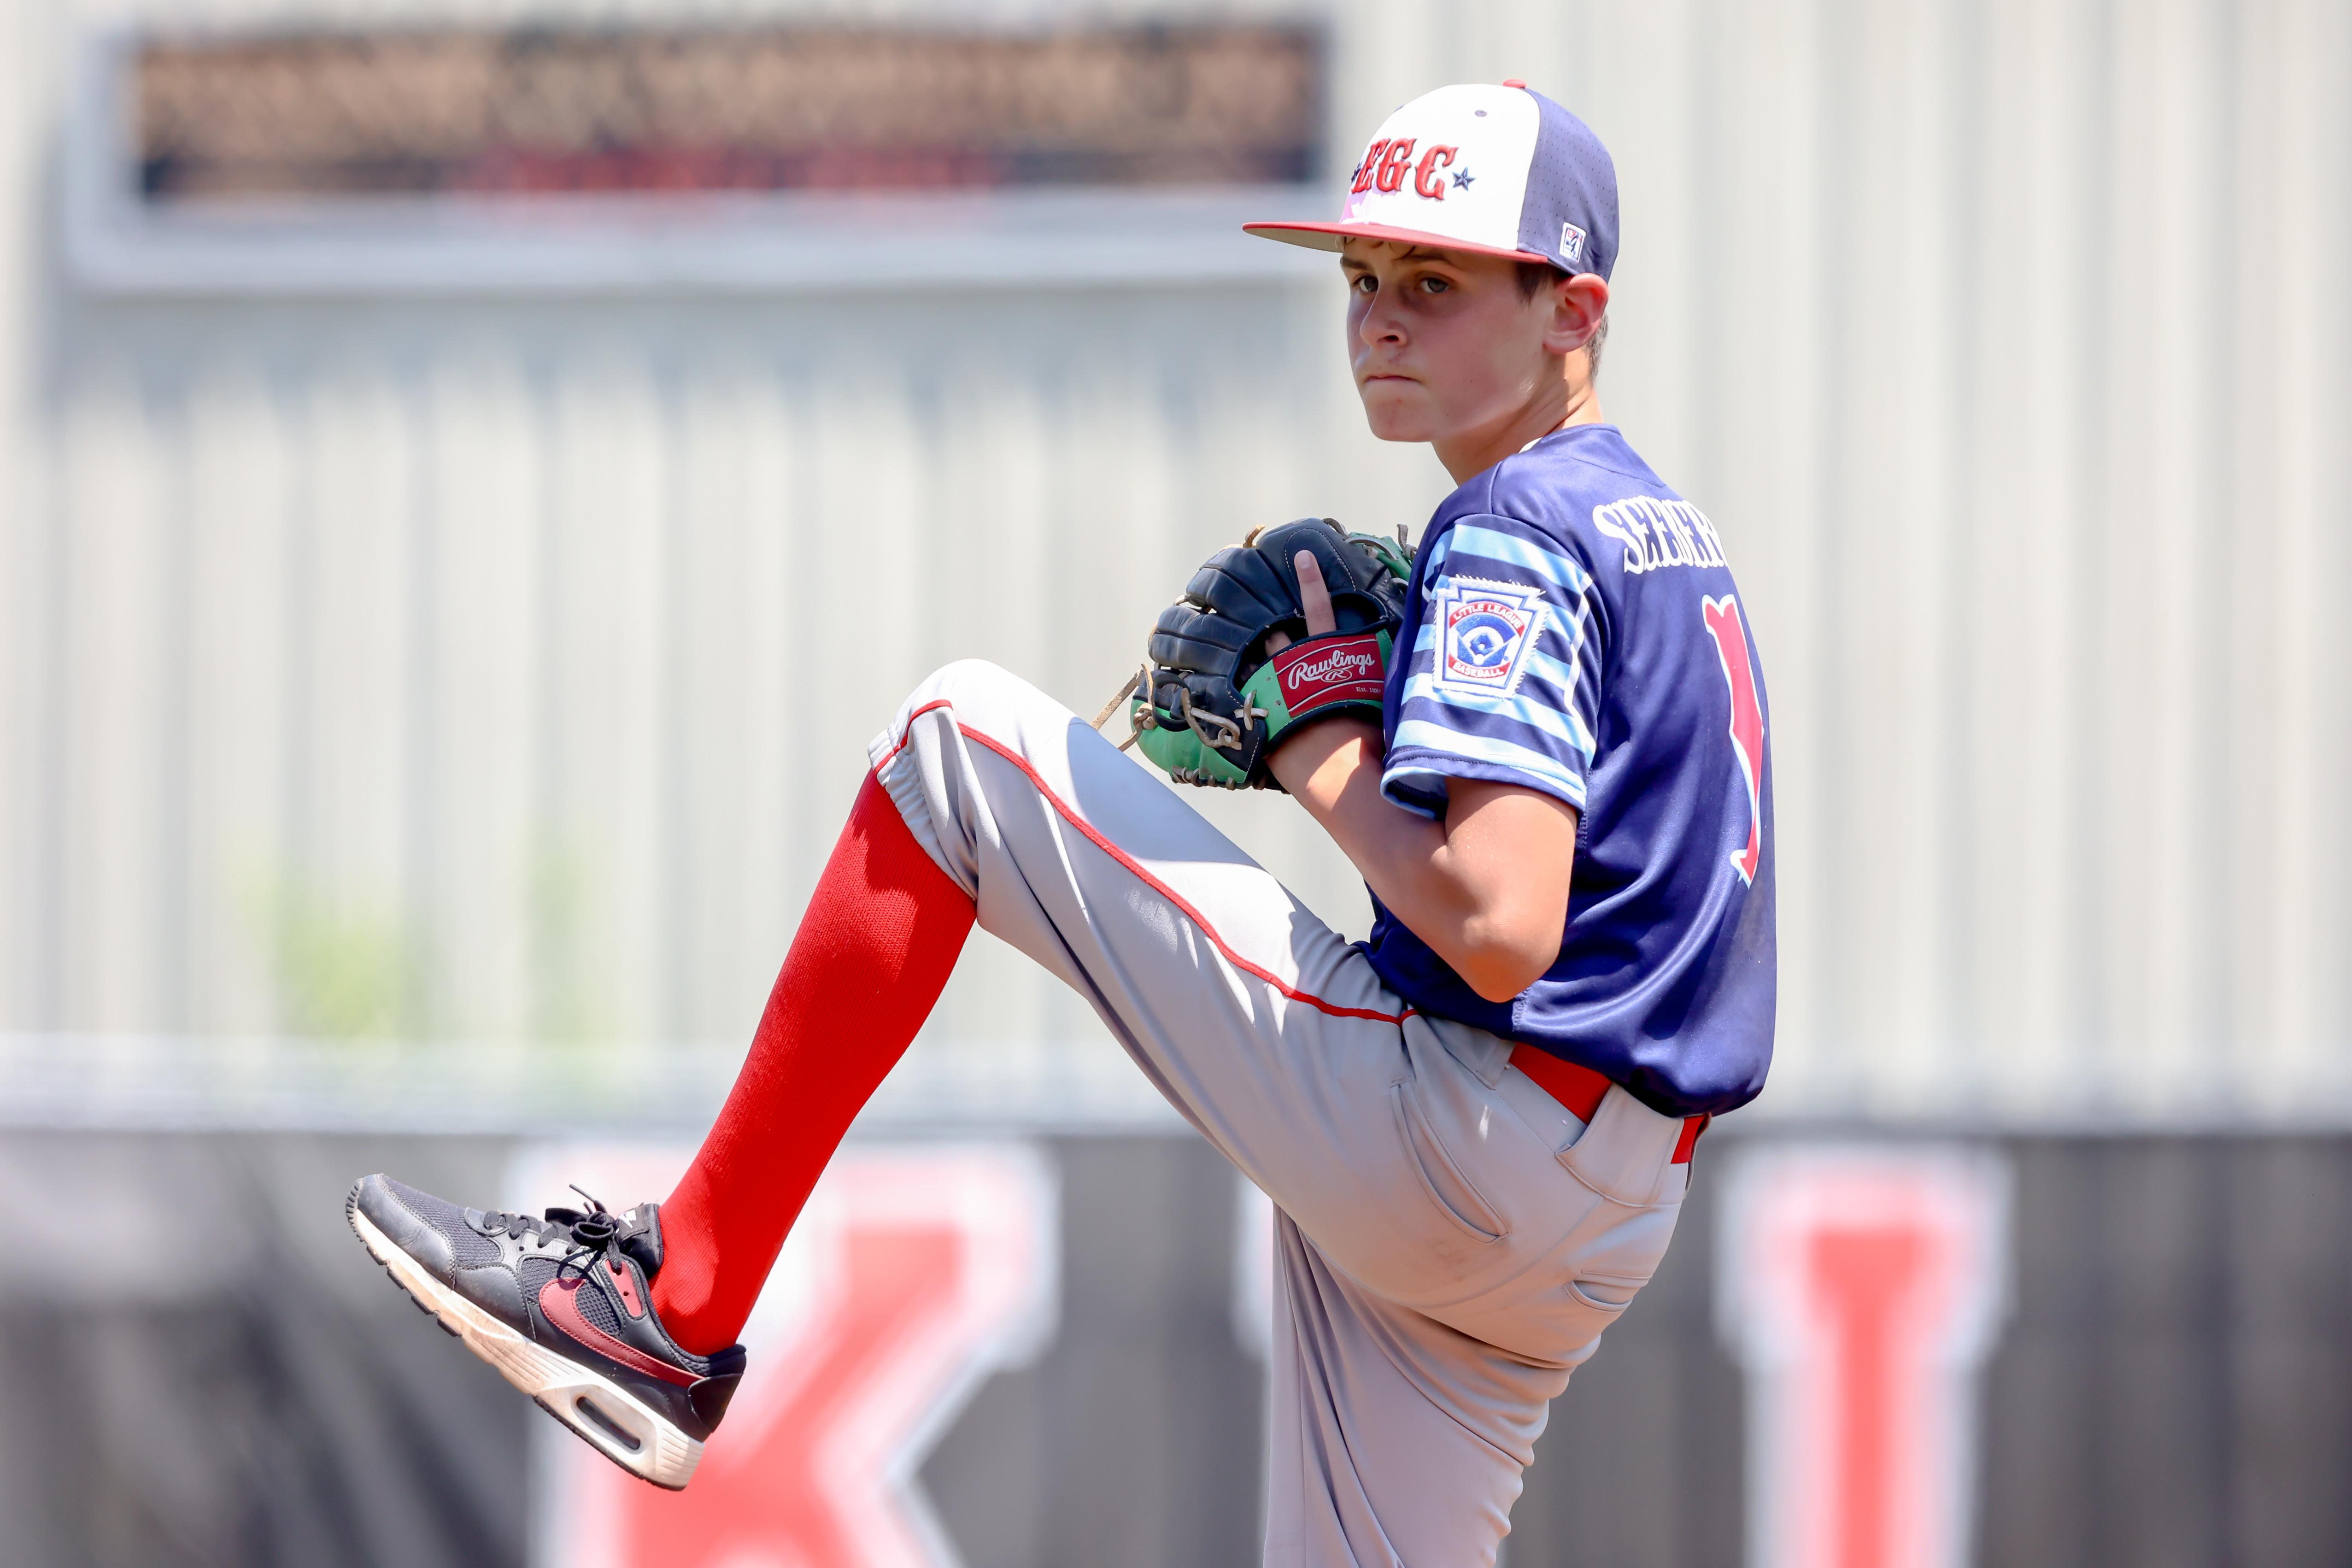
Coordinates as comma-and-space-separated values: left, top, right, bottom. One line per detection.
1264, 550, 1339, 654
1130, 521, 1405, 789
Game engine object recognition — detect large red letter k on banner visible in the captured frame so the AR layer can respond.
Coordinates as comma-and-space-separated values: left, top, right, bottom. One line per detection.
1718, 1146, 2009, 1568
518, 1142, 1058, 1568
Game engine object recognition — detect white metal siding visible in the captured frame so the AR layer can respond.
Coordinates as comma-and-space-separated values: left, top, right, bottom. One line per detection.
2, 0, 2347, 1124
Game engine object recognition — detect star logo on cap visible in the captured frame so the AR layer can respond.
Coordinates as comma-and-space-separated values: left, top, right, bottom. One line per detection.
1452, 167, 1475, 190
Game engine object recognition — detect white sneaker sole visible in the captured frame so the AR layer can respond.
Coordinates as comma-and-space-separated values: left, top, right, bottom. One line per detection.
347, 1198, 704, 1491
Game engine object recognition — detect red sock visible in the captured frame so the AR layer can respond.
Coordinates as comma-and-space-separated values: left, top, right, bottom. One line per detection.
651, 770, 974, 1355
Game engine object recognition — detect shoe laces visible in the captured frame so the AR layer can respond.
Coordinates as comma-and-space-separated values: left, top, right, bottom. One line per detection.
482, 1185, 626, 1278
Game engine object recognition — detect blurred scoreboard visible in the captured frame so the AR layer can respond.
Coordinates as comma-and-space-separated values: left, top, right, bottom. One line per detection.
133, 22, 1326, 202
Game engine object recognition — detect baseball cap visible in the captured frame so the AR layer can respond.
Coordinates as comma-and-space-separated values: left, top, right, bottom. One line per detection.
1246, 81, 1619, 280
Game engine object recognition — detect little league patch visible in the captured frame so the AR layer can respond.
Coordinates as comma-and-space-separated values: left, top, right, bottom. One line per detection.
1434, 578, 1548, 698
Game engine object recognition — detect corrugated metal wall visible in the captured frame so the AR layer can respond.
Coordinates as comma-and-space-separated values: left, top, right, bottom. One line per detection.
3, 0, 2347, 1122
6, 288, 1414, 1061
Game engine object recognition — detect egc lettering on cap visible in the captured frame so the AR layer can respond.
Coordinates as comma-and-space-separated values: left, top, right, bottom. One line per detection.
1244, 81, 1619, 282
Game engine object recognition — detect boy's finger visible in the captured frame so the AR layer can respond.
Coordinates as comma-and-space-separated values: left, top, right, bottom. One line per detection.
1294, 551, 1338, 637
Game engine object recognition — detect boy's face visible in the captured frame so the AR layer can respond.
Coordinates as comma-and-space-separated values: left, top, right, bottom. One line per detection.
1340, 239, 1572, 448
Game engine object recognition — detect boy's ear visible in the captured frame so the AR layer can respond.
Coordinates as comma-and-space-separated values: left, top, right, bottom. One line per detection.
1545, 274, 1611, 356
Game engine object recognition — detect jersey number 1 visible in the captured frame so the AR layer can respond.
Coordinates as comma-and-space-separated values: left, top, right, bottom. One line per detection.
1701, 595, 1765, 884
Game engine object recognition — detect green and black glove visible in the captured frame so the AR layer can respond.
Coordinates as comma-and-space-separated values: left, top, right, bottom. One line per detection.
1127, 518, 1412, 790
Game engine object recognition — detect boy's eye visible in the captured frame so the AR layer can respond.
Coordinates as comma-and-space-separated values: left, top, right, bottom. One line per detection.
1418, 276, 1451, 294
1350, 274, 1377, 294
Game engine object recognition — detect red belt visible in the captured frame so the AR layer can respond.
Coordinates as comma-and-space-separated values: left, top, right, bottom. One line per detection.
1512, 1049, 1711, 1164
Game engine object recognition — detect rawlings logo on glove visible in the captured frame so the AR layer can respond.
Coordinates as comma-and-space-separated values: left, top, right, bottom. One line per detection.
1274, 635, 1388, 710
1101, 518, 1411, 791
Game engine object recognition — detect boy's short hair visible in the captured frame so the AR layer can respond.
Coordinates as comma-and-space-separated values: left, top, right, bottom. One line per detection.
1512, 260, 1561, 300
1514, 261, 1610, 378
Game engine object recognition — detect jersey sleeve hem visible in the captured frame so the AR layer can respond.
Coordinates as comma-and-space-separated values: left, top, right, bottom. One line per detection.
1379, 748, 1590, 818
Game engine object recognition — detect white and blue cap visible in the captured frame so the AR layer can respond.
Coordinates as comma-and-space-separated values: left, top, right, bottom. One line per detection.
1246, 81, 1618, 279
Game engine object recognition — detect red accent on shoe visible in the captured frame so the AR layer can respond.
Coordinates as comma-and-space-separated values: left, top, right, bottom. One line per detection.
538, 1277, 695, 1387
651, 769, 976, 1356
605, 1257, 646, 1319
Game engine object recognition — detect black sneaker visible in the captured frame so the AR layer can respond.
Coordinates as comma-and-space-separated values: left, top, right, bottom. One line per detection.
346, 1173, 745, 1490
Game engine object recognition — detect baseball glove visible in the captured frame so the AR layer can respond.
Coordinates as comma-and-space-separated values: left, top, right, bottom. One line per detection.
1112, 518, 1412, 790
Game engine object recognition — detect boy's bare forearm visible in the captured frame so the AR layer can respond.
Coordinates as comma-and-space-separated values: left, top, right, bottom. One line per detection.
1268, 718, 1576, 1002
1267, 717, 1447, 894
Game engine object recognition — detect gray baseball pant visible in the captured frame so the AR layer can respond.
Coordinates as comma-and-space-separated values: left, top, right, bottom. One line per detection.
870, 660, 1692, 1568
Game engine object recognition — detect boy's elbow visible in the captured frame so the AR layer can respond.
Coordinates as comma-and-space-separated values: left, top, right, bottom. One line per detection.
1452, 921, 1559, 1003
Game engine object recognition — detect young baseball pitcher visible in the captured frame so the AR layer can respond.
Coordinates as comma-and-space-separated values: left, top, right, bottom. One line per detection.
349, 81, 1774, 1566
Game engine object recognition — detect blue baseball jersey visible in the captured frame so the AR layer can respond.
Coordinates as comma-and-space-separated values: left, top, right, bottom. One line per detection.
1366, 424, 1775, 1119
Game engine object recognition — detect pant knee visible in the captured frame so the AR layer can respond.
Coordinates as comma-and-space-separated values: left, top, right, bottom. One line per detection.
906, 658, 1025, 709
890, 659, 1075, 761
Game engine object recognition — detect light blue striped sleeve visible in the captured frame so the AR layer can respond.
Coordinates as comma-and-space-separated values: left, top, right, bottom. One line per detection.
1381, 514, 1605, 818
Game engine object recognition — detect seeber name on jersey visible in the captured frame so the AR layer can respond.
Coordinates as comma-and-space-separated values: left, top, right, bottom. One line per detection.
1591, 498, 1730, 575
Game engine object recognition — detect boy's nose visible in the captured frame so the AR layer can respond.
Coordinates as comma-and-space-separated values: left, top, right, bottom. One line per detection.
1358, 305, 1405, 346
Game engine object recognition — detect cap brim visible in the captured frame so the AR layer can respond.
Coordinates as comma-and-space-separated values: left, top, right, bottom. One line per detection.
1243, 220, 1556, 267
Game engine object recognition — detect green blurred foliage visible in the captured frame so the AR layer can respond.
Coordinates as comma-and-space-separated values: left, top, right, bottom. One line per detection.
528, 840, 606, 1043
258, 883, 423, 1039
250, 836, 608, 1042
